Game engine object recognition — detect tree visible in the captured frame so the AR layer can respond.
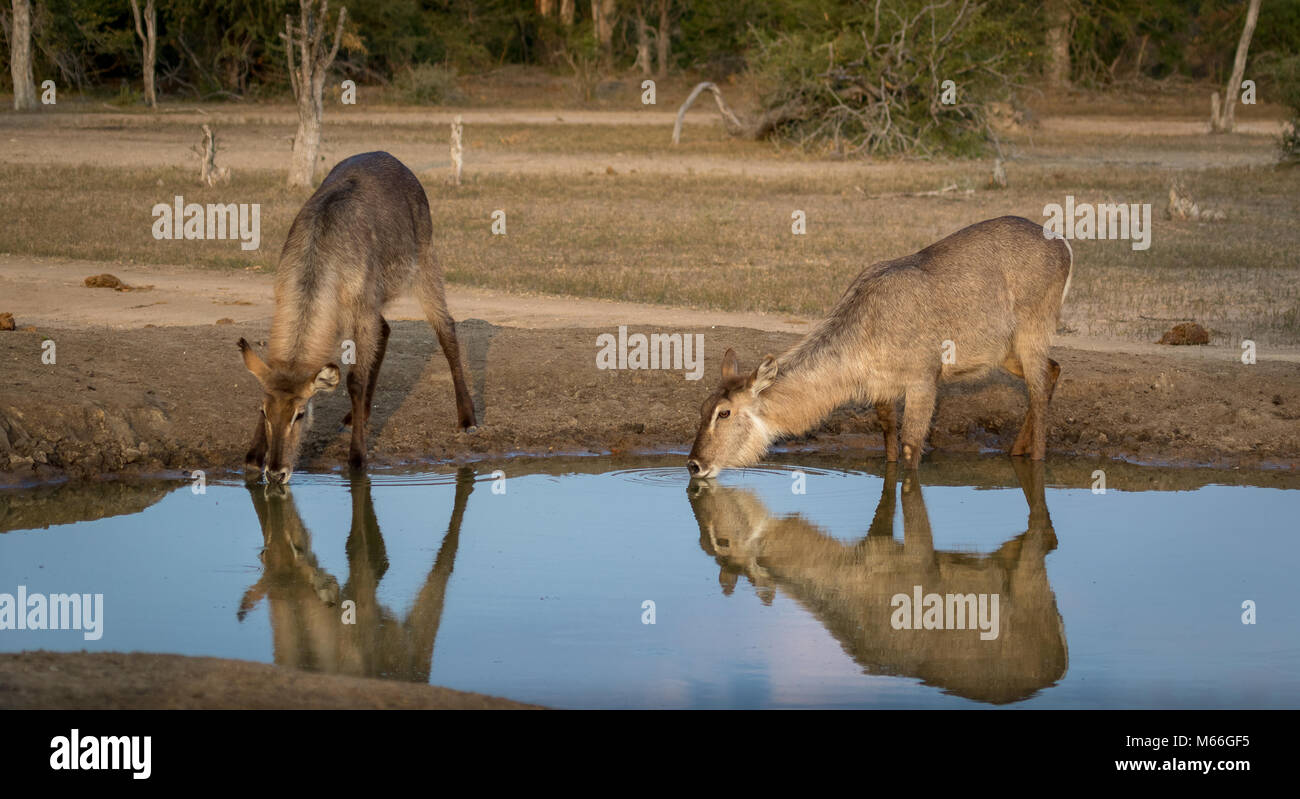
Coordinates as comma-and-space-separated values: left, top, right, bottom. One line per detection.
632, 1, 652, 76
128, 0, 158, 108
9, 0, 36, 110
654, 0, 676, 79
282, 0, 347, 188
1044, 0, 1071, 89
1211, 0, 1262, 133
591, 0, 616, 53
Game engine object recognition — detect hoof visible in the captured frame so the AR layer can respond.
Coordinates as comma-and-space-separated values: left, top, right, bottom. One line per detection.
462, 425, 479, 435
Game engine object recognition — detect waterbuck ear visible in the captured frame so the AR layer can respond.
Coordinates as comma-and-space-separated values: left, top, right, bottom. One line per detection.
238, 338, 270, 386
312, 364, 340, 393
721, 348, 740, 381
750, 355, 778, 396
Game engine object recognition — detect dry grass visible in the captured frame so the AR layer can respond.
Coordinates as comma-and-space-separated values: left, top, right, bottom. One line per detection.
0, 128, 1296, 346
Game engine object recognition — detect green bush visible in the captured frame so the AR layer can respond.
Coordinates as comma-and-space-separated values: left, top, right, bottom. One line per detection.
393, 63, 463, 105
1261, 54, 1300, 162
744, 1, 1037, 157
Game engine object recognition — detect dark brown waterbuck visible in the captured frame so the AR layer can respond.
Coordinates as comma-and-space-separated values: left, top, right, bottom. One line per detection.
240, 470, 474, 681
239, 151, 476, 483
687, 216, 1072, 475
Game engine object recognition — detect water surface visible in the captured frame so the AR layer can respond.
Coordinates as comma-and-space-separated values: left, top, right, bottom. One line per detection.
1, 454, 1297, 708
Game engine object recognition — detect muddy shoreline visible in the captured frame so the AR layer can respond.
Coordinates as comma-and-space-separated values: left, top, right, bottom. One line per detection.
0, 651, 539, 709
2, 319, 1298, 486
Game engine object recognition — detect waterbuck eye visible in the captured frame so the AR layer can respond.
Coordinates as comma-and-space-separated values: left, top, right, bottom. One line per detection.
717, 410, 731, 419
293, 410, 306, 423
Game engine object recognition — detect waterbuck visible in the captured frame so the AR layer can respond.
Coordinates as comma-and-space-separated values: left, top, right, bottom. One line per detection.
239, 151, 476, 483
687, 216, 1072, 476
688, 460, 1066, 704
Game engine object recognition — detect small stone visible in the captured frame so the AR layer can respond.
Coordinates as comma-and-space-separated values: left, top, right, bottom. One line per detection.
0, 312, 14, 331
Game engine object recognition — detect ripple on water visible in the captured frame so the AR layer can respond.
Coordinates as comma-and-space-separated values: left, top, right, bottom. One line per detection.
606, 463, 865, 488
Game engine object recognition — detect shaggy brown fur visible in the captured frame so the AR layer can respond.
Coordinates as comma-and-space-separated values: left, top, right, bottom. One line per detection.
239, 152, 476, 482
688, 460, 1066, 704
688, 216, 1072, 474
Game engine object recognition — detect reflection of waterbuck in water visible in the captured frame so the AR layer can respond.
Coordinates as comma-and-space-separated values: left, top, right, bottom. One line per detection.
687, 216, 1073, 476
240, 468, 474, 682
239, 151, 476, 484
688, 460, 1066, 704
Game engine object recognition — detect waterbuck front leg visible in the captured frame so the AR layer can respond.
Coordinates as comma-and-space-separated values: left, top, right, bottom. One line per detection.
346, 315, 383, 470
875, 401, 898, 462
415, 250, 477, 432
341, 318, 390, 429
899, 381, 938, 470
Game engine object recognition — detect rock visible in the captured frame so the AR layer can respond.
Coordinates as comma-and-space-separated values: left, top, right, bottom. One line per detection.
1157, 322, 1210, 346
0, 312, 14, 331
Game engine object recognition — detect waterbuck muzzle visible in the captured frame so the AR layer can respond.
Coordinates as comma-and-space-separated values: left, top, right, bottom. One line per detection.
239, 337, 339, 484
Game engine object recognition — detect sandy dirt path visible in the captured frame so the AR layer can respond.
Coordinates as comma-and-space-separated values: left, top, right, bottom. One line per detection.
0, 110, 1284, 175
4, 256, 1297, 363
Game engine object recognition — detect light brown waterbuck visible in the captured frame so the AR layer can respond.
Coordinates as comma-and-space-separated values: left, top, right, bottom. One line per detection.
687, 216, 1072, 475
239, 151, 476, 483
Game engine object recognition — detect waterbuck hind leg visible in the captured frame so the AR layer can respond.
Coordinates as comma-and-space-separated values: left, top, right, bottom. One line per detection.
1008, 355, 1060, 459
899, 382, 938, 469
874, 401, 899, 462
415, 251, 477, 432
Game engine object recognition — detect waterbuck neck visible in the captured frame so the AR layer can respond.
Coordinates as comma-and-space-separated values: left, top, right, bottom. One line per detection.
758, 345, 864, 439
268, 268, 342, 370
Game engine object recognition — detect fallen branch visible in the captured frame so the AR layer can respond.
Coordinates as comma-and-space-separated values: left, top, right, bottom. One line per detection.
673, 82, 745, 144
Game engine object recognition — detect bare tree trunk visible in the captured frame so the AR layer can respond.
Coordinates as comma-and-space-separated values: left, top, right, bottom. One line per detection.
1212, 0, 1262, 133
655, 0, 671, 79
281, 0, 348, 188
1044, 0, 1070, 89
195, 124, 231, 186
559, 0, 575, 27
450, 114, 463, 187
129, 0, 158, 108
9, 0, 36, 111
633, 3, 652, 77
591, 0, 616, 52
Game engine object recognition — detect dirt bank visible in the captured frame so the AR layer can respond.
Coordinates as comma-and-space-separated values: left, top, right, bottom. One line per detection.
0, 651, 537, 709
2, 312, 1297, 483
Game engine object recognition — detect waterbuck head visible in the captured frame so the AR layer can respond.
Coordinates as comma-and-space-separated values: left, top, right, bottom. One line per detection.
687, 348, 779, 479
238, 338, 339, 484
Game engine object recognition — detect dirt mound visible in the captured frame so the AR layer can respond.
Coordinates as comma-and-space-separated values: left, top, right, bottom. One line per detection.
1157, 322, 1211, 345
0, 651, 538, 709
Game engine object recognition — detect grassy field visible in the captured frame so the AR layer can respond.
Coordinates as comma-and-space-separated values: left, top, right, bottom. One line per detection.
1, 111, 1297, 347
